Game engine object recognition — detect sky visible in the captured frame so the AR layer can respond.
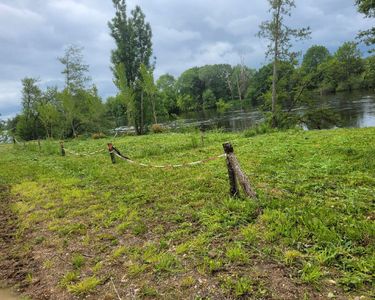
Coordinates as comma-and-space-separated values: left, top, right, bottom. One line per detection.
0, 0, 373, 120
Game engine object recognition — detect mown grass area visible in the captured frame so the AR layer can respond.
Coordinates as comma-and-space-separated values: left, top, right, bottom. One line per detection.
0, 128, 374, 299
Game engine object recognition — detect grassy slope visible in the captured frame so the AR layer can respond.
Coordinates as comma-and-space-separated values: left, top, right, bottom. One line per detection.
0, 128, 374, 299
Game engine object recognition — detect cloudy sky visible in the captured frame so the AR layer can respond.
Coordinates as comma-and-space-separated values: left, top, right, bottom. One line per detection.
0, 0, 373, 119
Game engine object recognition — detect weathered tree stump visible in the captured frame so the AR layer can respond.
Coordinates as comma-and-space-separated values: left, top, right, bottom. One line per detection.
60, 141, 65, 156
223, 142, 257, 199
107, 143, 116, 164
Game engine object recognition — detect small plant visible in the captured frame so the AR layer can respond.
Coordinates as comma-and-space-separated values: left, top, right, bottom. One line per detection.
201, 257, 223, 274
300, 262, 323, 284
72, 253, 85, 270
140, 285, 159, 297
190, 134, 199, 148
284, 249, 303, 265
60, 271, 79, 287
221, 276, 253, 297
67, 276, 101, 295
112, 246, 127, 259
127, 262, 147, 277
92, 261, 103, 273
180, 276, 196, 289
240, 224, 258, 245
154, 253, 180, 273
226, 245, 249, 264
131, 221, 147, 235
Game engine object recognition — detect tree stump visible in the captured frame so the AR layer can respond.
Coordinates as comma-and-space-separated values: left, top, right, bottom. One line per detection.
223, 142, 257, 199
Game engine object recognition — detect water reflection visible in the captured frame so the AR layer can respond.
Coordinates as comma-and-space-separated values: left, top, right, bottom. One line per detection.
171, 90, 375, 131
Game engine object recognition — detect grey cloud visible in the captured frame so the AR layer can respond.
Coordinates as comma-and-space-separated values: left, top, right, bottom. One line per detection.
0, 0, 372, 119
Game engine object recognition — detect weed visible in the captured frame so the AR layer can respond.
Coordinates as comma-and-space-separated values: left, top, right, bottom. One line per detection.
112, 246, 127, 259
284, 249, 303, 265
60, 271, 79, 287
67, 276, 101, 295
226, 245, 249, 265
221, 276, 254, 297
300, 262, 323, 284
154, 252, 181, 273
180, 276, 196, 289
72, 254, 85, 270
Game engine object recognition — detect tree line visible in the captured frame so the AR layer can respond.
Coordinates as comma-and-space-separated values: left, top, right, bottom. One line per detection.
1, 0, 374, 139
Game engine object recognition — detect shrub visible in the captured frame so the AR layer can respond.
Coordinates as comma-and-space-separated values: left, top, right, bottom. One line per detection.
92, 132, 106, 139
151, 124, 165, 133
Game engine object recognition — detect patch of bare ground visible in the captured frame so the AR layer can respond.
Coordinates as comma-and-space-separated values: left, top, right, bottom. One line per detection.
0, 184, 53, 299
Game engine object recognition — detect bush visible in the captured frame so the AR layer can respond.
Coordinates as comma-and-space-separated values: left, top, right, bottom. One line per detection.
151, 124, 165, 134
92, 132, 106, 139
243, 122, 277, 137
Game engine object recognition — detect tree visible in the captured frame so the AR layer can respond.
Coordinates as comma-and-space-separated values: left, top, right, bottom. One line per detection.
17, 77, 44, 140
140, 64, 158, 124
58, 46, 98, 137
355, 0, 375, 52
157, 74, 178, 114
247, 63, 273, 106
109, 0, 153, 134
105, 95, 127, 128
302, 45, 331, 73
198, 64, 233, 100
363, 55, 375, 89
37, 86, 60, 138
58, 45, 90, 92
231, 61, 254, 106
258, 0, 310, 127
202, 89, 216, 109
177, 67, 205, 111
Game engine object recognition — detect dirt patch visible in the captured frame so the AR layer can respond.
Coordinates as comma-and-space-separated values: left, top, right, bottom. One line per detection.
0, 185, 47, 299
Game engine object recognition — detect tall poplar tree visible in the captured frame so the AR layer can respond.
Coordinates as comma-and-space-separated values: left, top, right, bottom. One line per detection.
108, 0, 153, 134
258, 0, 310, 127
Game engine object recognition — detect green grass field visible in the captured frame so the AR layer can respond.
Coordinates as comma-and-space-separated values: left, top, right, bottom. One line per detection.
0, 128, 374, 299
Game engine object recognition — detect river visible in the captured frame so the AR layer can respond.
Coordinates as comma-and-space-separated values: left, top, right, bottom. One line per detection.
170, 90, 375, 131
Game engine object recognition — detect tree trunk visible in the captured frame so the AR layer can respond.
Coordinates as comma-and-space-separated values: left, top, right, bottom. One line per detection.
271, 5, 281, 128
272, 56, 278, 127
140, 90, 144, 135
236, 74, 243, 109
71, 120, 76, 138
227, 79, 235, 101
151, 96, 158, 124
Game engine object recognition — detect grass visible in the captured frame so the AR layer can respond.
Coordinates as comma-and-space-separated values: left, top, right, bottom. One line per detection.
0, 128, 374, 299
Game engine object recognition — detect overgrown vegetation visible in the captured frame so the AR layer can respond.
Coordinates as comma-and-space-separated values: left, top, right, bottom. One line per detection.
0, 128, 374, 298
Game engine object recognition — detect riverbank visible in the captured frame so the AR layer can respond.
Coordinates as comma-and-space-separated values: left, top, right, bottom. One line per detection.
0, 128, 374, 299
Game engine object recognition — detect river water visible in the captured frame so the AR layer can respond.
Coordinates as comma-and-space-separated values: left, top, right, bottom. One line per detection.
170, 90, 375, 131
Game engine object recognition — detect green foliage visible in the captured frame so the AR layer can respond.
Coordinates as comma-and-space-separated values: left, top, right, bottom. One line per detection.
302, 45, 331, 74
302, 107, 341, 130
72, 254, 85, 269
60, 271, 79, 287
355, 0, 374, 52
300, 262, 323, 284
109, 1, 153, 134
216, 98, 231, 113
67, 276, 101, 295
221, 276, 254, 297
156, 73, 178, 114
58, 45, 90, 92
